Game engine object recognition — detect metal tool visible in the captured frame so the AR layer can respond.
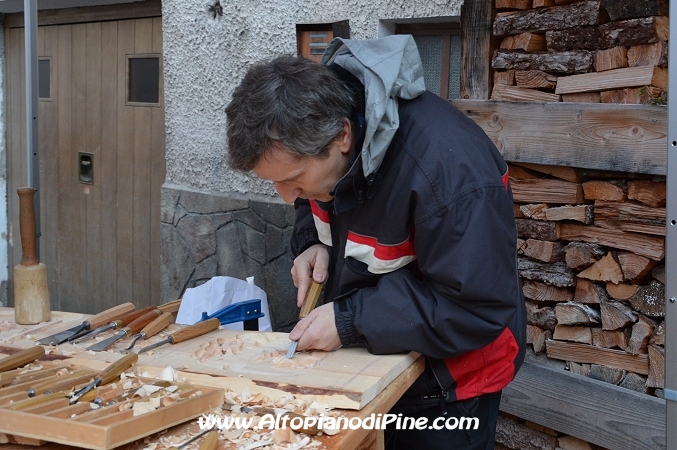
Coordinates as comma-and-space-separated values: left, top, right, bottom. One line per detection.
0, 346, 44, 373
166, 427, 218, 450
135, 318, 221, 354
68, 353, 138, 404
124, 311, 174, 351
27, 369, 93, 397
68, 305, 159, 343
286, 280, 324, 359
36, 302, 136, 345
86, 309, 164, 352
199, 298, 265, 329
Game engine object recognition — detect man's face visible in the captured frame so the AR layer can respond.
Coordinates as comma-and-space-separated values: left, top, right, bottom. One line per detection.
252, 121, 353, 203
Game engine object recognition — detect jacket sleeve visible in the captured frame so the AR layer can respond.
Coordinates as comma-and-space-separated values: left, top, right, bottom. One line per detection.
290, 199, 323, 258
334, 183, 523, 360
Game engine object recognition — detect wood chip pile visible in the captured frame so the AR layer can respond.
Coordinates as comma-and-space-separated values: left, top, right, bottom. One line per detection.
492, 0, 668, 104
510, 162, 666, 396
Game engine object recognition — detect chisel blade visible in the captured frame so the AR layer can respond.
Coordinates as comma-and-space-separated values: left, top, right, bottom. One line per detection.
135, 337, 172, 354
36, 324, 87, 346
286, 279, 324, 359
86, 331, 126, 352
36, 303, 136, 345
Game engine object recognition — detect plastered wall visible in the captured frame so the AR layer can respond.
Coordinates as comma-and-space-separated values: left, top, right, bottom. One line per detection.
161, 0, 462, 197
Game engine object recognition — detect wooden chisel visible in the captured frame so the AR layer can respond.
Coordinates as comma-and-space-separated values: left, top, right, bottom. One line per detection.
36, 302, 136, 345
286, 280, 324, 359
135, 318, 221, 354
0, 346, 44, 373
69, 305, 159, 343
124, 311, 174, 351
7, 353, 138, 410
87, 309, 165, 352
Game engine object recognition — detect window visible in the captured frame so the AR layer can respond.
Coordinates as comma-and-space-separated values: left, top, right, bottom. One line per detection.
296, 21, 349, 62
38, 58, 51, 100
127, 54, 161, 105
395, 22, 461, 100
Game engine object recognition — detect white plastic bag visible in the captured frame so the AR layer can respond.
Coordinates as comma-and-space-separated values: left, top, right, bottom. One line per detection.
174, 276, 272, 331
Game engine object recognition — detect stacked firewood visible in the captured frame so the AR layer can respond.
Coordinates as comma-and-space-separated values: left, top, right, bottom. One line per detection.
511, 162, 666, 396
491, 0, 668, 104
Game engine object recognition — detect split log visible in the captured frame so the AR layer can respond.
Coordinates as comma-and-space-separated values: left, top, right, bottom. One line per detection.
546, 340, 649, 375
553, 325, 593, 344
567, 361, 591, 377
649, 320, 665, 346
515, 70, 557, 89
618, 372, 650, 394
652, 264, 665, 284
501, 32, 548, 51
647, 344, 664, 388
582, 180, 626, 202
555, 66, 668, 95
593, 201, 666, 236
533, 0, 556, 6
601, 0, 668, 21
628, 280, 665, 318
545, 205, 594, 224
527, 324, 551, 353
493, 1, 602, 36
520, 203, 549, 220
519, 258, 576, 287
588, 364, 625, 385
561, 92, 601, 102
494, 70, 516, 86
516, 218, 560, 240
495, 0, 532, 9
617, 252, 658, 283
513, 162, 583, 182
563, 242, 604, 270
491, 84, 562, 102
523, 280, 574, 302
627, 315, 656, 355
599, 88, 642, 105
627, 41, 668, 68
510, 178, 584, 204
492, 49, 594, 74
546, 16, 669, 51
574, 278, 609, 304
577, 252, 624, 284
555, 301, 601, 325
526, 301, 557, 330
592, 328, 629, 350
515, 206, 526, 219
627, 180, 666, 208
508, 164, 540, 179
606, 282, 638, 300
517, 237, 526, 253
523, 239, 566, 263
595, 46, 628, 72
559, 223, 665, 260
600, 300, 638, 330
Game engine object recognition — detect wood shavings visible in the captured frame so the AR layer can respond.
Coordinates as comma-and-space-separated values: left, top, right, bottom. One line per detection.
133, 401, 156, 416
156, 366, 178, 381
272, 428, 296, 445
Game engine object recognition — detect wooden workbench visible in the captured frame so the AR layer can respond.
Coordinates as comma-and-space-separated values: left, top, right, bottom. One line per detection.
0, 308, 424, 450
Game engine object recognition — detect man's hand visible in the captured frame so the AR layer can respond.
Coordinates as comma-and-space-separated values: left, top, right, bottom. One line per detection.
289, 302, 341, 352
291, 244, 329, 307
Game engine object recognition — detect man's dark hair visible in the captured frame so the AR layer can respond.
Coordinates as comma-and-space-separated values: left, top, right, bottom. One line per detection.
226, 55, 355, 171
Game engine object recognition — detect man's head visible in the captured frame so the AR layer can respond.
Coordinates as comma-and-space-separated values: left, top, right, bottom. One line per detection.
226, 55, 356, 203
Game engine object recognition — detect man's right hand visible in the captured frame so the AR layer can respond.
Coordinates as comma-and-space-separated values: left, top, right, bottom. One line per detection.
291, 244, 329, 307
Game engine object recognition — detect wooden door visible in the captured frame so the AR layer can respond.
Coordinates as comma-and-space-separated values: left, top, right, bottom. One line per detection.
5, 16, 165, 314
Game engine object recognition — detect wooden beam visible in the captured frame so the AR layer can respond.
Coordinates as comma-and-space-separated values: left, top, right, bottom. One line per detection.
460, 0, 496, 100
559, 223, 665, 260
546, 340, 649, 374
501, 360, 665, 450
555, 66, 668, 95
452, 100, 667, 175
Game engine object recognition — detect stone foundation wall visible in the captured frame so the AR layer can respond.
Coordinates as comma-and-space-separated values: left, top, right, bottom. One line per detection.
160, 184, 299, 331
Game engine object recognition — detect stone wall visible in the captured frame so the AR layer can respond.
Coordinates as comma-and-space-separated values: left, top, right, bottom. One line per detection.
160, 184, 299, 332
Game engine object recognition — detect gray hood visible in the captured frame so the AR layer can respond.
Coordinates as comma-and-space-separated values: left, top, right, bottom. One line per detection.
321, 35, 426, 177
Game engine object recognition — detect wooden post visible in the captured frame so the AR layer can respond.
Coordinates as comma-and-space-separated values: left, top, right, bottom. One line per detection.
460, 0, 497, 100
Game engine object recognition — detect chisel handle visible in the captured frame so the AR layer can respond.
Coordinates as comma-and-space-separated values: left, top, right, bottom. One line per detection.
113, 305, 158, 328
171, 318, 220, 344
141, 311, 174, 338
299, 280, 323, 319
158, 299, 182, 315
87, 303, 136, 329
17, 188, 39, 266
198, 431, 218, 450
124, 309, 163, 336
98, 353, 138, 385
0, 346, 44, 373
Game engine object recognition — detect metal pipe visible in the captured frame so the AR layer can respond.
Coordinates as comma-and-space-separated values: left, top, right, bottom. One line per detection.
23, 0, 40, 252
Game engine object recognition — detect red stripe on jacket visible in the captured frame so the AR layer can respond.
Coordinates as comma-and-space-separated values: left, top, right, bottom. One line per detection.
347, 228, 416, 261
445, 327, 519, 400
309, 200, 330, 223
